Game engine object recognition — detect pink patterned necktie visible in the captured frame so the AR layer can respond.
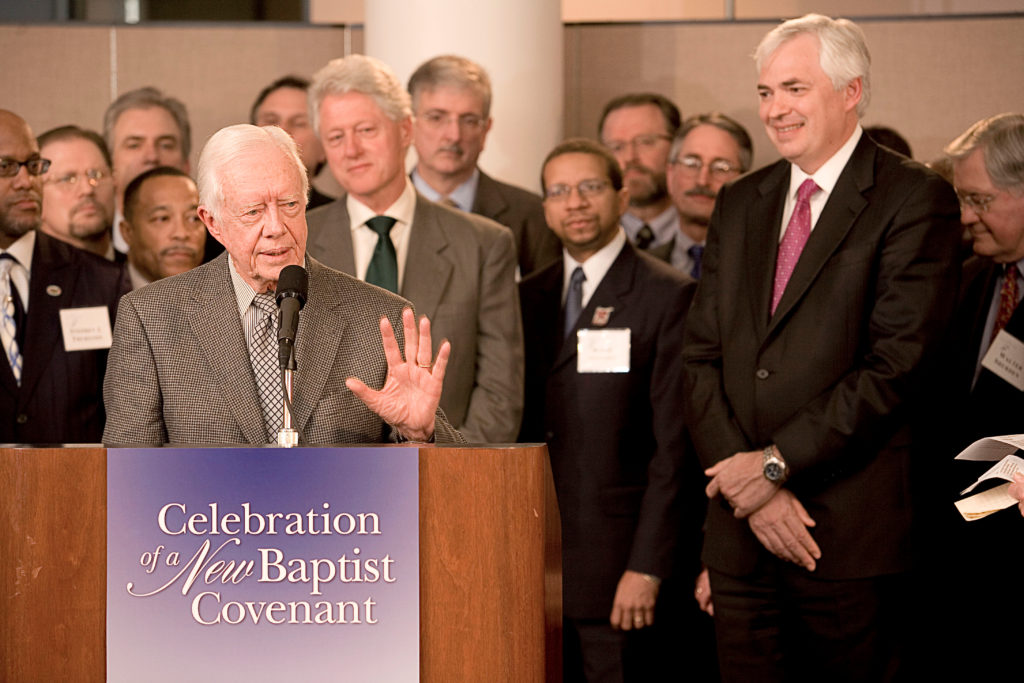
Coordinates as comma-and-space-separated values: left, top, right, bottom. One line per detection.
771, 178, 820, 314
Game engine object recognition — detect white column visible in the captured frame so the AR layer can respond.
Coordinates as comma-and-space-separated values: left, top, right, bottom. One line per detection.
365, 0, 563, 194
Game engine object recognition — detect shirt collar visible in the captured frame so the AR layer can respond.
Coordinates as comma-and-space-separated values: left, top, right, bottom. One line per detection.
620, 204, 678, 243
347, 177, 417, 233
410, 166, 480, 212
2, 229, 36, 274
562, 228, 627, 295
227, 255, 261, 317
788, 125, 863, 199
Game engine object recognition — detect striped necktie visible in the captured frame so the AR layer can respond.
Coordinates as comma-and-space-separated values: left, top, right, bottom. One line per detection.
0, 255, 23, 385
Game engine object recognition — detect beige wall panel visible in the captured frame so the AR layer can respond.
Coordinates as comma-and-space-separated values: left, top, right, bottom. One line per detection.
0, 26, 112, 138
735, 0, 1024, 19
563, 0, 726, 22
112, 25, 350, 167
310, 0, 364, 24
567, 17, 1024, 170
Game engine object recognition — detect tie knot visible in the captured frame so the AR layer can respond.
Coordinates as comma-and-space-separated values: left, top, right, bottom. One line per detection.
366, 215, 397, 237
1007, 263, 1020, 280
636, 224, 655, 249
0, 254, 16, 277
688, 244, 704, 260
570, 265, 586, 287
252, 292, 277, 316
796, 178, 819, 203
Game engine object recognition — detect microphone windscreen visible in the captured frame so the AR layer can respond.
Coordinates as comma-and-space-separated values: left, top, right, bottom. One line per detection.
276, 265, 308, 309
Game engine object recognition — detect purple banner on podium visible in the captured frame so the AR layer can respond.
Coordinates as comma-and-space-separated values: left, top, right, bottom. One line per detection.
107, 447, 419, 682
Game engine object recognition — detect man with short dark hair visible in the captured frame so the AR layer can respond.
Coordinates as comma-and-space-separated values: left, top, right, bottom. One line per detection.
520, 137, 694, 682
598, 93, 681, 255
408, 55, 560, 277
665, 113, 752, 279
306, 55, 523, 444
120, 166, 205, 289
0, 110, 129, 443
38, 125, 117, 260
250, 75, 333, 210
682, 14, 960, 680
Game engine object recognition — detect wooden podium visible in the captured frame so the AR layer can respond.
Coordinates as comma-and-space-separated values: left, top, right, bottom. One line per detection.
0, 445, 561, 682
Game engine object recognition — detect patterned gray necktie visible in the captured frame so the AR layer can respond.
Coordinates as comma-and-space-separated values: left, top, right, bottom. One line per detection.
249, 292, 283, 435
0, 255, 22, 385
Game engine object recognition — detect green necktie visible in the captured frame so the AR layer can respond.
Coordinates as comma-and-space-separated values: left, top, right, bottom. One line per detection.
365, 215, 399, 293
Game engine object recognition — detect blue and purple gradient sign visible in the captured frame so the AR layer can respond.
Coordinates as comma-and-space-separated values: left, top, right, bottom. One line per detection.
107, 447, 419, 682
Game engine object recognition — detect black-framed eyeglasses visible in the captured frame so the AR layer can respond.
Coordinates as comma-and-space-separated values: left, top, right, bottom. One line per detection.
544, 179, 611, 202
0, 157, 51, 178
670, 155, 740, 180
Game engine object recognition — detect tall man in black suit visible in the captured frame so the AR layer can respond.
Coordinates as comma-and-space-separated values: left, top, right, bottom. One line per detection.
0, 110, 129, 443
519, 138, 695, 682
408, 55, 561, 277
681, 15, 961, 681
944, 113, 1024, 679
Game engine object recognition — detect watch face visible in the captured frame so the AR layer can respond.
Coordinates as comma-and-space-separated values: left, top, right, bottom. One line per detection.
765, 462, 785, 482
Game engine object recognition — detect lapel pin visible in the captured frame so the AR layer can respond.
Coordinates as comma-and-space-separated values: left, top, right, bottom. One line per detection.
592, 306, 614, 327
46, 284, 62, 297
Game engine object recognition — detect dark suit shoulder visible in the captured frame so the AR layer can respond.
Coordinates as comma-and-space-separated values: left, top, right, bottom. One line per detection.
476, 171, 544, 210
429, 196, 512, 241
306, 197, 347, 237
34, 232, 128, 303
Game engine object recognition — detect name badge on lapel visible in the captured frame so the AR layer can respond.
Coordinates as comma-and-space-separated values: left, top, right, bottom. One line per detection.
59, 306, 113, 351
982, 329, 1024, 391
577, 328, 630, 373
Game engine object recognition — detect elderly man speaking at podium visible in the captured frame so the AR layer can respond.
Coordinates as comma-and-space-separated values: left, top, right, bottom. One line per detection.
103, 124, 463, 445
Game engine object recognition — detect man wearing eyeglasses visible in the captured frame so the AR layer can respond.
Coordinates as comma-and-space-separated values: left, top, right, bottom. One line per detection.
598, 93, 681, 258
306, 55, 523, 445
0, 110, 130, 443
37, 125, 118, 262
519, 137, 695, 682
665, 113, 753, 280
943, 113, 1024, 678
408, 55, 560, 278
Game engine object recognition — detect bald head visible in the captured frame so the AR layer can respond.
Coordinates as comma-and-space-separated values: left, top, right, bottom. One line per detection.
0, 110, 45, 248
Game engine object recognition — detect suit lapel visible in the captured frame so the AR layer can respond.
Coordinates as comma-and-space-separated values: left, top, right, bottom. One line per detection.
766, 137, 874, 336
290, 258, 346, 436
186, 256, 269, 443
551, 244, 636, 373
472, 172, 508, 222
745, 162, 789, 339
17, 234, 73, 402
401, 195, 453, 320
308, 198, 357, 275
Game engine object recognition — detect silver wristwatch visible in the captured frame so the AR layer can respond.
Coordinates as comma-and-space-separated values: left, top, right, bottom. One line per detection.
762, 445, 788, 484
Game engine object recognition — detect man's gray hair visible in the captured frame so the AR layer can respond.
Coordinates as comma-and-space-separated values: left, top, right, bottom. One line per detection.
196, 124, 309, 220
308, 55, 412, 135
754, 13, 872, 118
407, 55, 493, 118
103, 86, 192, 158
945, 113, 1024, 193
670, 112, 754, 173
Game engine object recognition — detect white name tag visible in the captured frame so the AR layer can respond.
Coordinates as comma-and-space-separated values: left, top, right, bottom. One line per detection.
982, 329, 1024, 391
59, 306, 113, 351
577, 328, 630, 373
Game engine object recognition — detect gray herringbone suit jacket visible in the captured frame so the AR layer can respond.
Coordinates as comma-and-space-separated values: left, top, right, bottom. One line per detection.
102, 253, 463, 445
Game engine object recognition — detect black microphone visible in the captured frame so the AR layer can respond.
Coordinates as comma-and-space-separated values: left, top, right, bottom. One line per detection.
276, 265, 308, 369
